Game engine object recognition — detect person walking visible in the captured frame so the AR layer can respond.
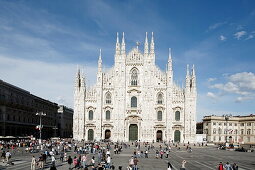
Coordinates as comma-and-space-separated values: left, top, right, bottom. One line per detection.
133, 157, 139, 170
180, 160, 186, 170
1, 151, 5, 163
51, 155, 56, 167
167, 162, 173, 170
224, 162, 232, 170
31, 156, 36, 170
166, 150, 169, 158
129, 156, 134, 169
218, 162, 224, 170
67, 156, 73, 169
5, 151, 11, 164
232, 163, 238, 170
82, 154, 87, 168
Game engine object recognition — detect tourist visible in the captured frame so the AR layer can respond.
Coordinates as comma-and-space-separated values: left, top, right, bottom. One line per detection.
51, 155, 56, 167
1, 150, 5, 163
60, 151, 64, 162
67, 156, 73, 169
167, 162, 173, 170
133, 157, 139, 170
38, 154, 44, 169
31, 155, 36, 170
5, 150, 11, 163
91, 156, 95, 166
82, 154, 87, 168
218, 162, 224, 170
224, 162, 232, 170
145, 150, 148, 158
180, 160, 186, 170
232, 163, 238, 170
160, 150, 164, 159
166, 150, 169, 158
106, 155, 111, 168
129, 156, 134, 168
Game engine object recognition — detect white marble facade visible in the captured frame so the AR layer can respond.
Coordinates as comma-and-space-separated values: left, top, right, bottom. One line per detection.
73, 32, 197, 143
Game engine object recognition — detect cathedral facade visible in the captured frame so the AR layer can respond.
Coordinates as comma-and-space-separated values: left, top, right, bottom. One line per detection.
73, 32, 197, 143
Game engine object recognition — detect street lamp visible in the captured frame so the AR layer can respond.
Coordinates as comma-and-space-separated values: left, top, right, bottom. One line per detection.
223, 114, 232, 144
36, 112, 46, 144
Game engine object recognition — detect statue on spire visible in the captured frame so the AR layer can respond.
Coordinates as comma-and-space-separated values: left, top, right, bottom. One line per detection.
115, 32, 120, 55
150, 32, 155, 54
121, 32, 125, 54
144, 32, 149, 54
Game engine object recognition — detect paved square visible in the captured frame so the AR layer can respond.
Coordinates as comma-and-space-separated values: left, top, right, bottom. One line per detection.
0, 143, 254, 170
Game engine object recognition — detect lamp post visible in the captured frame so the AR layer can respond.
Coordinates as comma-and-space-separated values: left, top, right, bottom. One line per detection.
224, 114, 232, 144
36, 112, 46, 144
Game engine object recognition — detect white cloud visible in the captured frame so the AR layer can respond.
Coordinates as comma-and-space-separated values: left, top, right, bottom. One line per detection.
234, 31, 246, 40
206, 92, 218, 99
245, 31, 255, 40
208, 78, 216, 82
0, 55, 98, 108
219, 35, 226, 41
210, 72, 255, 102
208, 22, 227, 31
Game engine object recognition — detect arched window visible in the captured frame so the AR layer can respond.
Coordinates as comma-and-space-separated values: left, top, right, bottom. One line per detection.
157, 111, 162, 121
89, 110, 93, 120
175, 111, 180, 121
106, 110, 110, 120
130, 68, 138, 86
131, 96, 137, 108
157, 93, 163, 104
105, 92, 111, 104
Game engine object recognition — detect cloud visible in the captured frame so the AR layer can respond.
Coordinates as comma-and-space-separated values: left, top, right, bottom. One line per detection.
234, 31, 246, 40
208, 78, 216, 82
207, 92, 218, 99
0, 55, 98, 108
208, 22, 227, 31
245, 31, 255, 40
219, 35, 226, 41
210, 72, 255, 102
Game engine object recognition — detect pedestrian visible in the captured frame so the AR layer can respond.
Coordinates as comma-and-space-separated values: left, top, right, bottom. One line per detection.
73, 156, 78, 168
91, 156, 95, 166
160, 150, 164, 159
167, 162, 173, 170
38, 154, 44, 169
31, 156, 36, 170
145, 150, 148, 158
166, 150, 169, 158
82, 154, 87, 168
67, 156, 73, 169
51, 155, 56, 167
129, 156, 134, 168
133, 157, 139, 170
60, 152, 64, 162
218, 162, 224, 170
1, 150, 5, 163
232, 163, 238, 170
180, 160, 186, 170
5, 150, 11, 163
224, 162, 232, 170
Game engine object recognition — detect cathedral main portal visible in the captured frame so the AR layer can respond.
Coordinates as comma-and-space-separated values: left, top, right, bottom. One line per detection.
129, 124, 138, 141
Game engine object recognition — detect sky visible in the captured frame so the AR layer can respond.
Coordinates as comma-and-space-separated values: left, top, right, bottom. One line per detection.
0, 0, 255, 121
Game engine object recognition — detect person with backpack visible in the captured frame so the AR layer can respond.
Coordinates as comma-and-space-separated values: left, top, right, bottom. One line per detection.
67, 156, 73, 169
218, 162, 224, 170
224, 162, 233, 170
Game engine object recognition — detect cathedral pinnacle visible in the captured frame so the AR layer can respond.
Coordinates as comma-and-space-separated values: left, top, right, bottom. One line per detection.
115, 32, 120, 55
98, 49, 102, 72
192, 64, 196, 77
121, 32, 125, 54
186, 64, 190, 77
150, 32, 155, 54
144, 32, 149, 54
167, 48, 172, 71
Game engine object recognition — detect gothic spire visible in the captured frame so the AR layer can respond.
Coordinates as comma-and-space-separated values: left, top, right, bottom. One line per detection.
186, 64, 190, 78
150, 32, 155, 54
98, 49, 102, 72
121, 32, 125, 54
115, 32, 120, 55
192, 64, 196, 77
167, 48, 172, 71
144, 32, 149, 54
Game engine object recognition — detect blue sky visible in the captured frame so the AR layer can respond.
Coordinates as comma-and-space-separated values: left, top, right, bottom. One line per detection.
0, 0, 255, 121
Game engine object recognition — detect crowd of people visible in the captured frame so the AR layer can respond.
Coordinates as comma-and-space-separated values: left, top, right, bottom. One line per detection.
0, 139, 242, 170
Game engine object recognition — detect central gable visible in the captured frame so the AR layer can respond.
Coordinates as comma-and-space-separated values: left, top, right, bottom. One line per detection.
126, 48, 143, 66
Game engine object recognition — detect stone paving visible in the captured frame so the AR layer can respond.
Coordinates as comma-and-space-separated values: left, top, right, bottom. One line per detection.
0, 143, 255, 170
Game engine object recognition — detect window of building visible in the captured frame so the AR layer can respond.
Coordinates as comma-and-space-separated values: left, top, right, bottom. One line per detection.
218, 128, 222, 134
213, 122, 216, 126
131, 96, 137, 108
219, 123, 222, 126
89, 110, 93, 120
106, 110, 110, 120
130, 68, 138, 86
175, 111, 180, 121
241, 123, 244, 126
219, 136, 221, 141
247, 137, 250, 142
247, 122, 251, 126
224, 129, 227, 134
241, 129, 244, 135
204, 129, 208, 134
213, 136, 216, 141
224, 123, 227, 126
157, 111, 162, 121
235, 129, 238, 134
247, 129, 251, 135
157, 93, 163, 104
105, 92, 111, 104
229, 123, 232, 126
234, 123, 237, 126
213, 128, 216, 134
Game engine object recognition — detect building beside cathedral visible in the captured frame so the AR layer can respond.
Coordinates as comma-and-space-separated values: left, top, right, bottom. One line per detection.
73, 32, 197, 143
